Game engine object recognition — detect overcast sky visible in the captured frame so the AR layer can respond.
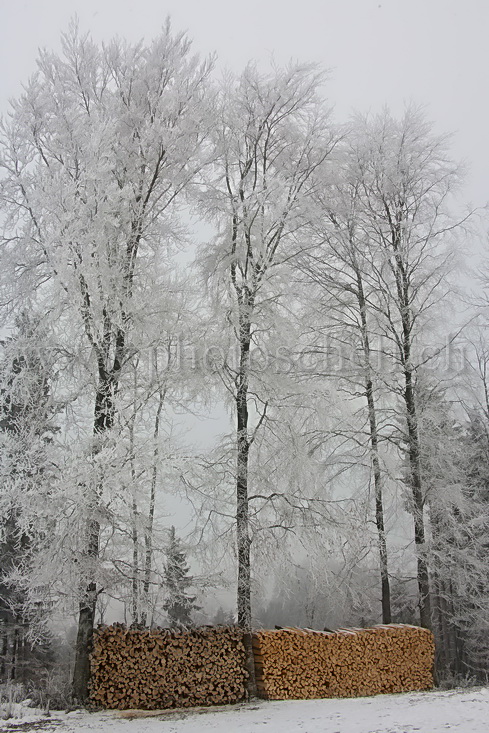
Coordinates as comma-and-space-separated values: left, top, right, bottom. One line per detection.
0, 0, 487, 207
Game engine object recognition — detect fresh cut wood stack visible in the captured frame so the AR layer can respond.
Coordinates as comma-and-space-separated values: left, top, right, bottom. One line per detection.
252, 624, 435, 700
89, 624, 247, 709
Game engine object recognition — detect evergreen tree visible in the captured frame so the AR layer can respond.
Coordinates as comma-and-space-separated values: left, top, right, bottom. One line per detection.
212, 606, 236, 626
162, 527, 200, 628
415, 375, 489, 679
0, 314, 57, 680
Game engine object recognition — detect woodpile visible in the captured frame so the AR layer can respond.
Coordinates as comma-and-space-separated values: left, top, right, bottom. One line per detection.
252, 624, 435, 700
89, 624, 247, 709
89, 622, 434, 709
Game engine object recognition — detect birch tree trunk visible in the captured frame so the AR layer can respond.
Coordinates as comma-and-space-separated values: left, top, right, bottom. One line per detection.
129, 367, 139, 625
404, 365, 432, 629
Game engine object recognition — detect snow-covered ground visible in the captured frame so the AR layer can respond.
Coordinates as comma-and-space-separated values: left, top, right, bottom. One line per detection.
1, 687, 488, 732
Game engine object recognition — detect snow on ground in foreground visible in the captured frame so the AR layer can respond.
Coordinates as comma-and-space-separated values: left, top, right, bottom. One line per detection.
1, 687, 488, 733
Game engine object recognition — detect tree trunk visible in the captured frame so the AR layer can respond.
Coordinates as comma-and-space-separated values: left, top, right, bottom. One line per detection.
11, 626, 19, 680
72, 578, 97, 701
356, 271, 392, 624
72, 368, 117, 702
404, 365, 432, 629
432, 565, 448, 675
391, 229, 431, 630
0, 628, 7, 677
140, 383, 165, 628
129, 402, 139, 625
235, 308, 257, 698
367, 373, 392, 624
131, 497, 139, 625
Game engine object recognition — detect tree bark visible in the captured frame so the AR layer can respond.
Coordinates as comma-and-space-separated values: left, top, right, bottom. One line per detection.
367, 372, 392, 624
389, 216, 432, 630
0, 629, 7, 677
72, 367, 117, 701
141, 383, 165, 627
129, 397, 139, 625
72, 577, 97, 701
235, 305, 257, 698
356, 269, 392, 624
404, 365, 432, 629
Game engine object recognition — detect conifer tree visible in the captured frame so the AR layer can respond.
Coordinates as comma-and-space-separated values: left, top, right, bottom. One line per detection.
162, 527, 199, 628
0, 314, 57, 680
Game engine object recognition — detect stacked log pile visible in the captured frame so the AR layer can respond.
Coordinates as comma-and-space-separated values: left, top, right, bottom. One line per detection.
253, 624, 434, 700
90, 623, 434, 709
90, 624, 247, 709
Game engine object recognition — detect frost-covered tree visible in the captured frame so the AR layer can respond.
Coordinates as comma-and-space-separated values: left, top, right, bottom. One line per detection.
409, 367, 489, 679
199, 63, 339, 641
297, 108, 469, 633
299, 167, 393, 624
0, 21, 211, 699
438, 332, 489, 677
413, 375, 465, 669
162, 526, 199, 628
343, 108, 465, 628
111, 300, 199, 628
458, 411, 489, 676
0, 314, 57, 679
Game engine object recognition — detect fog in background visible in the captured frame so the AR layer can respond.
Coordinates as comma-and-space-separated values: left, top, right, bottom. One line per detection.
0, 0, 487, 619
1, 0, 487, 204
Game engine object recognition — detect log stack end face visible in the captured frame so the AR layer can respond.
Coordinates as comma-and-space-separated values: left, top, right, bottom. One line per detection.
252, 624, 435, 701
89, 625, 247, 710
89, 623, 434, 709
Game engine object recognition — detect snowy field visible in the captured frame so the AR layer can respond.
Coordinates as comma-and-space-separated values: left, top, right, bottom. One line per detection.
1, 687, 488, 733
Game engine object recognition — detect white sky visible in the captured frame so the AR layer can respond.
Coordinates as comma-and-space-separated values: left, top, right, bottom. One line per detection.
0, 0, 488, 206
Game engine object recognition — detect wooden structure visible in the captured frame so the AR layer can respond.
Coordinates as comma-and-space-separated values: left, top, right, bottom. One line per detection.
89, 624, 247, 709
253, 624, 434, 699
89, 623, 434, 708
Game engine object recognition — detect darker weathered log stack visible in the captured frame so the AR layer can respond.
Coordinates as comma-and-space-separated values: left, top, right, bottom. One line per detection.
252, 624, 435, 700
89, 624, 247, 709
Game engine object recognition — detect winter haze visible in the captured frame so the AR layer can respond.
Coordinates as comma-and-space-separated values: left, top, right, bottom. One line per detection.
1, 0, 487, 203
0, 0, 488, 718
